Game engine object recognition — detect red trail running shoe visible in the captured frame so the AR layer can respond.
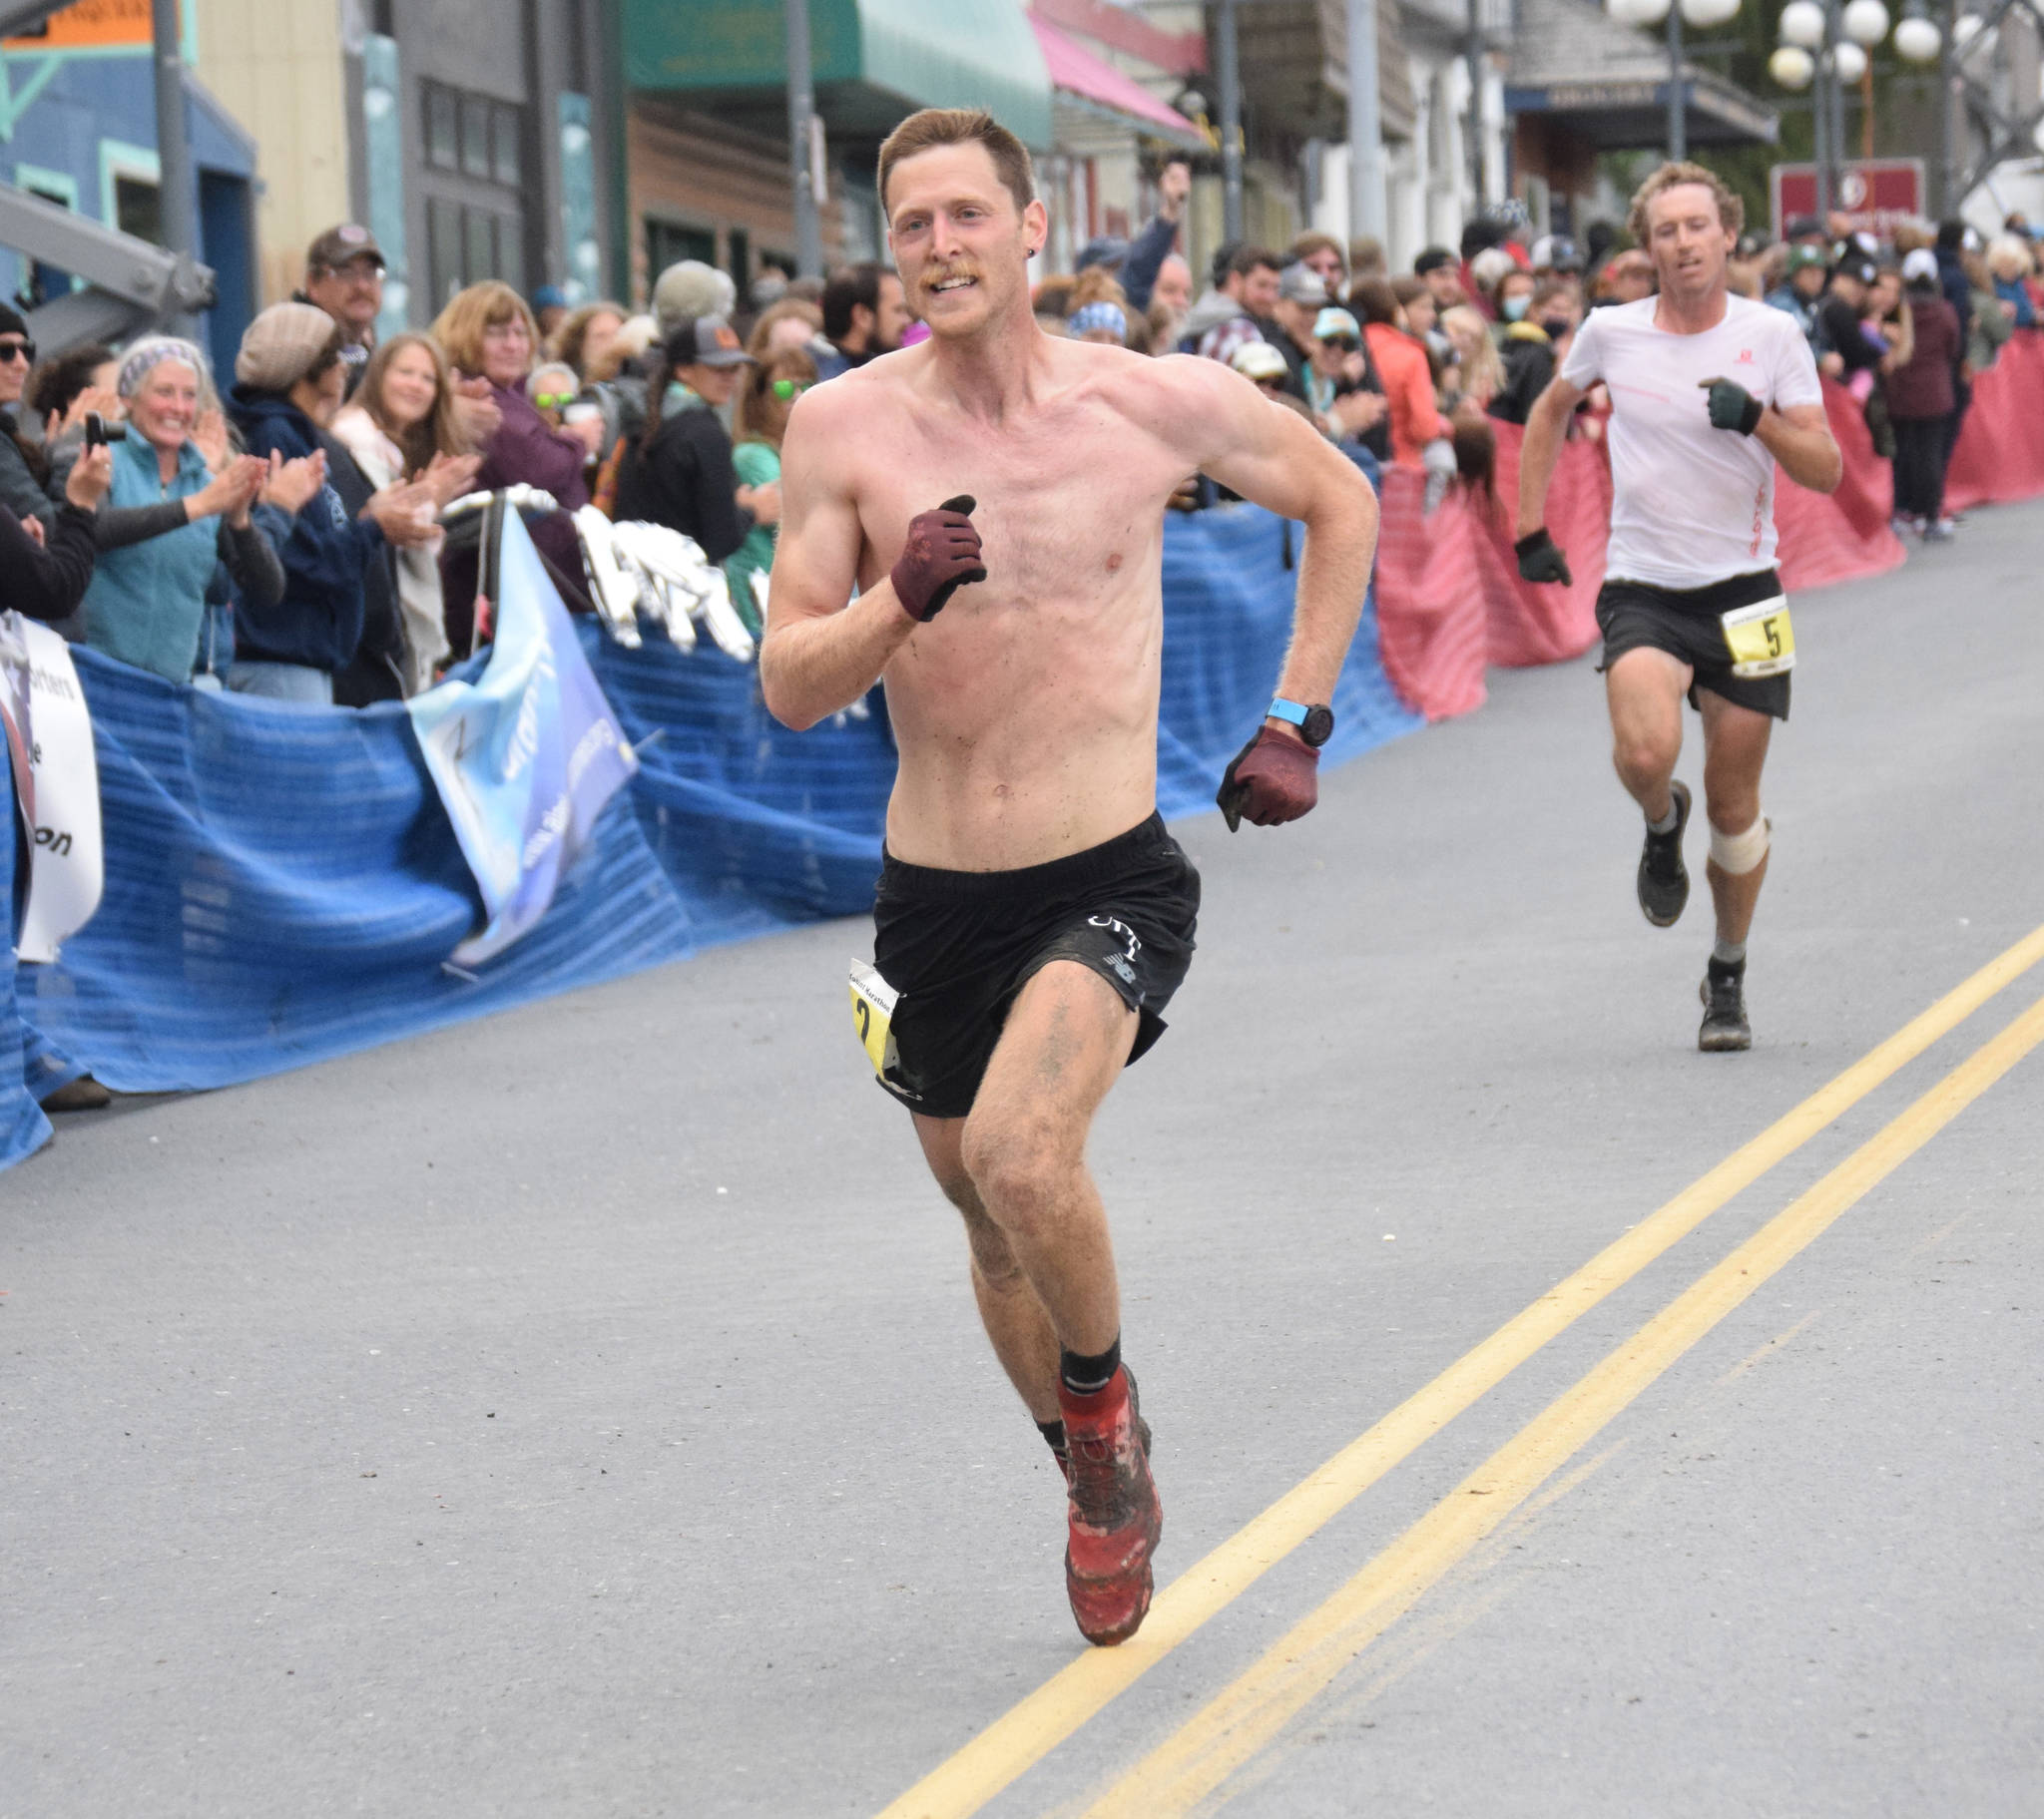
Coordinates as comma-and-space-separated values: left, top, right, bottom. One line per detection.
1059, 1365, 1162, 1646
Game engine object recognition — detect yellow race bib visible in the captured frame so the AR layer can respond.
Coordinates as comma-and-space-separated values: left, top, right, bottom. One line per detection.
1720, 596, 1794, 679
849, 960, 918, 1100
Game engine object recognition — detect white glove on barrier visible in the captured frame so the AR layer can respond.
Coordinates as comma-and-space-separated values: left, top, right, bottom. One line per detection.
1421, 437, 1456, 517
573, 505, 642, 649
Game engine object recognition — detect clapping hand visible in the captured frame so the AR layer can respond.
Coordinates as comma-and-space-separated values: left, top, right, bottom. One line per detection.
59, 385, 121, 438
1157, 158, 1192, 223
193, 408, 233, 474
451, 375, 502, 446
260, 449, 326, 516
419, 449, 484, 509
203, 453, 268, 527
362, 476, 440, 546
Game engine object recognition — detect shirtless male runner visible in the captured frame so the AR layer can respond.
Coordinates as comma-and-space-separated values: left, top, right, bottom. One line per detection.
760, 109, 1378, 1646
1515, 162, 1840, 1051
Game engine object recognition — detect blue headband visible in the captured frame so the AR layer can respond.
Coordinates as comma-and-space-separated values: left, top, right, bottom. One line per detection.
1067, 301, 1127, 339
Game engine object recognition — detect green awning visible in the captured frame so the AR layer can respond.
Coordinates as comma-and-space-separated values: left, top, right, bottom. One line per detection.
624, 0, 1053, 152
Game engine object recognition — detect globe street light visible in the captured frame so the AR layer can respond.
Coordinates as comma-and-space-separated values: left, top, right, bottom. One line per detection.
1772, 0, 1941, 217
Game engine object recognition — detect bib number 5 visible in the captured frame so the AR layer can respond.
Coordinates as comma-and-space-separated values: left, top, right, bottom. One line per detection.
1720, 595, 1795, 680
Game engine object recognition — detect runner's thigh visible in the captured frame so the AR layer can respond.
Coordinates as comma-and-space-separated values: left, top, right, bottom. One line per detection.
966, 961, 1139, 1159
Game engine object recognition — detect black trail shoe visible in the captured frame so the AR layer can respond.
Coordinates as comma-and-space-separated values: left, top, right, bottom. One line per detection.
1637, 781, 1692, 927
1699, 958, 1752, 1052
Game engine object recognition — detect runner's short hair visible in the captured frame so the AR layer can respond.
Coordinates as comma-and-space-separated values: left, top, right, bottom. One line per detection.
1627, 162, 1745, 246
878, 109, 1035, 219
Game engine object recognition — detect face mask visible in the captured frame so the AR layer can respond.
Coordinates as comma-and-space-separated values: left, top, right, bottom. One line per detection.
1502, 293, 1531, 322
1539, 314, 1572, 337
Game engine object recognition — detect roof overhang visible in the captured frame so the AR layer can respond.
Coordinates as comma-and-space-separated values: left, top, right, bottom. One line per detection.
1032, 16, 1208, 154
1505, 73, 1778, 149
624, 0, 1055, 152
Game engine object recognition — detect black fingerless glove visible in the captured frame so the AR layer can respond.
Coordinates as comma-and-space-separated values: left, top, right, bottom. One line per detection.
1701, 377, 1764, 436
1515, 527, 1573, 588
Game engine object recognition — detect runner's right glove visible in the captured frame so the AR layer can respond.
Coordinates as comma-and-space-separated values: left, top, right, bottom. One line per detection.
1515, 528, 1573, 587
891, 494, 988, 622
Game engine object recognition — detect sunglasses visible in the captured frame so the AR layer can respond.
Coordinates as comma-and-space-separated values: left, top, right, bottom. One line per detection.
771, 378, 809, 400
0, 337, 35, 364
1320, 336, 1359, 352
1253, 374, 1286, 390
532, 390, 575, 411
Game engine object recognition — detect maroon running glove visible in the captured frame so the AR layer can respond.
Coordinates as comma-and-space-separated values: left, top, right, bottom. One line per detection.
1217, 724, 1319, 832
891, 493, 988, 622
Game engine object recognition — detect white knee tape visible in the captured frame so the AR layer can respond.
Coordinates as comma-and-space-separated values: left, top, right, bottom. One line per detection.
1710, 814, 1770, 875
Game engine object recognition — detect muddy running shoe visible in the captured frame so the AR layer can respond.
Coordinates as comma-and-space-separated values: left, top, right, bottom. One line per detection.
1059, 1364, 1162, 1646
1637, 780, 1692, 928
1699, 958, 1752, 1052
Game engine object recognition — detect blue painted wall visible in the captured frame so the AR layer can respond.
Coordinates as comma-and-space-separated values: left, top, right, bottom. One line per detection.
0, 48, 256, 359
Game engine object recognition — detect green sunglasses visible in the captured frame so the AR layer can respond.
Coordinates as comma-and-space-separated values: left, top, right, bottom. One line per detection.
532, 390, 575, 411
771, 378, 810, 400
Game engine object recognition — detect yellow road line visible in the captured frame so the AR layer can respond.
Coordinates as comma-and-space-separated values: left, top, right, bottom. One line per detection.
871, 922, 2044, 1819
1081, 989, 2044, 1818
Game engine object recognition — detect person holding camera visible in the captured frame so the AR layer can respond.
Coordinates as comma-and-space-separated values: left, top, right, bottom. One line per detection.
45, 338, 286, 685
1, 440, 112, 622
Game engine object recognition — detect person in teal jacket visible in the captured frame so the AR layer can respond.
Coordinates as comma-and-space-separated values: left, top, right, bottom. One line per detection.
723, 346, 812, 634
65, 338, 283, 684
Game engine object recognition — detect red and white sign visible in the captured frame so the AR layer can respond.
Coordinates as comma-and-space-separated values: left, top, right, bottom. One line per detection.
1771, 161, 1925, 238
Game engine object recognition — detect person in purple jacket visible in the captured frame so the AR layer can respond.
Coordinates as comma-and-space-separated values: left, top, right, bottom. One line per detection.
430, 280, 593, 654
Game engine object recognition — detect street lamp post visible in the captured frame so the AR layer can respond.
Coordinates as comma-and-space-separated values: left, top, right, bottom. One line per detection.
1218, 0, 1245, 244
784, 0, 824, 279
1609, 0, 1742, 165
1347, 0, 1387, 238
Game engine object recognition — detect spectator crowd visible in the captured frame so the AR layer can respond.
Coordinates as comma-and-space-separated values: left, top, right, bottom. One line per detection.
5, 163, 2043, 1111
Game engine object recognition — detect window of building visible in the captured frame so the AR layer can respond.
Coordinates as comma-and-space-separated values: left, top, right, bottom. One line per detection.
646, 218, 715, 282
421, 80, 531, 306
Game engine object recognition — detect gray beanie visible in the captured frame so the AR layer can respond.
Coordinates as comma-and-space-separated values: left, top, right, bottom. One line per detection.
235, 301, 340, 391
651, 260, 737, 337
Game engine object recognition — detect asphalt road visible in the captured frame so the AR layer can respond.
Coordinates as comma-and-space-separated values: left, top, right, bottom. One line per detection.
6, 500, 2042, 1819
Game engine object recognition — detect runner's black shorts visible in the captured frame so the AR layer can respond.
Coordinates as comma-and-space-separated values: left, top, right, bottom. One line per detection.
1595, 568, 1790, 721
870, 812, 1200, 1120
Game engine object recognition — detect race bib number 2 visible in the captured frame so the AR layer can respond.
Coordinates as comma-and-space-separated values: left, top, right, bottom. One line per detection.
1721, 595, 1794, 679
849, 960, 919, 1101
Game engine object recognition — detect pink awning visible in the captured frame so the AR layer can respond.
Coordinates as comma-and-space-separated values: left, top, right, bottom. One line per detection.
1028, 16, 1205, 145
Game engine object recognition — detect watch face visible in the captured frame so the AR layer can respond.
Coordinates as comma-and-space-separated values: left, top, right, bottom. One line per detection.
1301, 704, 1335, 747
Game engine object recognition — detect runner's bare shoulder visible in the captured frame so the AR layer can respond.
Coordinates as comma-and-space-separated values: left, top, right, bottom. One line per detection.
1100, 348, 1262, 464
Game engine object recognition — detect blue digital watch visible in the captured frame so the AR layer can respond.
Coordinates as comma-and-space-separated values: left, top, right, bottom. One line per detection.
1268, 696, 1335, 748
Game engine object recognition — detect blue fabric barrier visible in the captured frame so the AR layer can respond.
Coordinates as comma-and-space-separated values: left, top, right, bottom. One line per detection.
5, 502, 1421, 1168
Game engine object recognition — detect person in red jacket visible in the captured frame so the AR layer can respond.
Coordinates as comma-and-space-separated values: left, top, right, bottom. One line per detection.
1350, 280, 1450, 486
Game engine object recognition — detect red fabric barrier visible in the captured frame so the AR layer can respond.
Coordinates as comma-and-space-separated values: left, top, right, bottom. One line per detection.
1773, 378, 1907, 594
1372, 375, 1909, 721
1372, 463, 1489, 720
1944, 331, 2044, 513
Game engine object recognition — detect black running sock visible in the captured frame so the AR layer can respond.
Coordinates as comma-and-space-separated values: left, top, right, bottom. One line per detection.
1037, 1419, 1068, 1458
1060, 1336, 1121, 1396
1647, 800, 1680, 836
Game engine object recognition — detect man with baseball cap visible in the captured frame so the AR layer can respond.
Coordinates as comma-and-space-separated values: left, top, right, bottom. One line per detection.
297, 225, 385, 395
613, 316, 769, 564
1814, 249, 1883, 384
1764, 243, 1829, 355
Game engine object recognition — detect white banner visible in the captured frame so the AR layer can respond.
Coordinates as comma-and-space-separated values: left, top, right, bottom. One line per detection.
0, 613, 104, 963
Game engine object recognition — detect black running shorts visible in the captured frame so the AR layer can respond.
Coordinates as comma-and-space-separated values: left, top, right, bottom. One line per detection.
870, 813, 1200, 1120
1595, 568, 1791, 721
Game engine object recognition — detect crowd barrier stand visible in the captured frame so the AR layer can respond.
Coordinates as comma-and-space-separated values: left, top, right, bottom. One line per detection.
1, 502, 1420, 1171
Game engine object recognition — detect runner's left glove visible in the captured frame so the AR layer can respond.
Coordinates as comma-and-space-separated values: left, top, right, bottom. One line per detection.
891, 494, 987, 622
1699, 377, 1764, 436
1217, 725, 1318, 832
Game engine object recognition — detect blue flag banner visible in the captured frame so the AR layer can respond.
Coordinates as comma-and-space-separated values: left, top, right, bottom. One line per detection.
408, 509, 638, 965
5, 502, 1422, 1172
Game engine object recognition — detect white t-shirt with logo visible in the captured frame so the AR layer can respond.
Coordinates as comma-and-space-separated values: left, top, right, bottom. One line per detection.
1559, 294, 1823, 590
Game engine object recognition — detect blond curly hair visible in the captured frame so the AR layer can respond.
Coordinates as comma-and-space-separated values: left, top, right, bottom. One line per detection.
1627, 162, 1744, 247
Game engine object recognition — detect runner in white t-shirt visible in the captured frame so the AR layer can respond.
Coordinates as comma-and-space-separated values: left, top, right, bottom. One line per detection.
1513, 163, 1841, 1052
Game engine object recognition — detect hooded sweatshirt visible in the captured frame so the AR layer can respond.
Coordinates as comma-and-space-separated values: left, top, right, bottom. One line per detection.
227, 383, 386, 674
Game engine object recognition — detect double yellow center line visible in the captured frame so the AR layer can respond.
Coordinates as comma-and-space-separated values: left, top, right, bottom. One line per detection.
878, 923, 2044, 1819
